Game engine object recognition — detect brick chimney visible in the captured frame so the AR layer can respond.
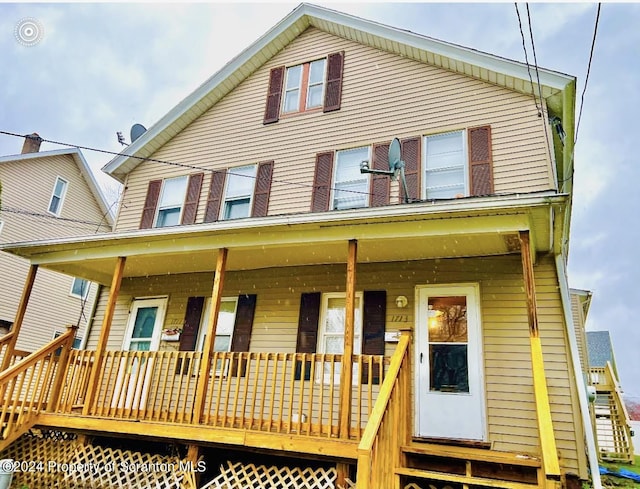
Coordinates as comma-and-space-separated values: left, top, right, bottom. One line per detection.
21, 133, 43, 154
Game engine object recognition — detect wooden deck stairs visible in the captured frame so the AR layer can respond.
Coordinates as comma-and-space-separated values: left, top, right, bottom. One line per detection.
395, 442, 544, 489
590, 363, 635, 463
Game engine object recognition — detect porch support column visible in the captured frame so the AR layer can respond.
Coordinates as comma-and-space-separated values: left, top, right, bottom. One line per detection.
519, 231, 561, 484
83, 256, 126, 415
1, 264, 38, 372
339, 239, 357, 439
193, 248, 228, 423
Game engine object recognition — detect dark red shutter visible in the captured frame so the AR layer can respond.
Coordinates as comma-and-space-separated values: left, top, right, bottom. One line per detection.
371, 143, 390, 207
139, 179, 162, 229
400, 137, 420, 203
181, 173, 204, 225
311, 152, 334, 212
204, 170, 227, 223
251, 161, 274, 218
361, 291, 386, 384
323, 51, 344, 113
295, 292, 321, 380
176, 296, 205, 373
468, 125, 494, 196
230, 294, 257, 376
264, 66, 285, 124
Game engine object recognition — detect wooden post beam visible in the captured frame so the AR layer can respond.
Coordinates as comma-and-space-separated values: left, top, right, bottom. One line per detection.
519, 231, 561, 480
83, 256, 126, 415
339, 239, 357, 439
193, 248, 228, 423
1, 264, 38, 372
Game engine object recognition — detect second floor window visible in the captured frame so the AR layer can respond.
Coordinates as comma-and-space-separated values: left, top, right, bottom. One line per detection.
48, 177, 68, 216
70, 277, 90, 299
283, 59, 327, 114
156, 176, 188, 227
222, 165, 257, 220
332, 146, 370, 210
424, 131, 467, 200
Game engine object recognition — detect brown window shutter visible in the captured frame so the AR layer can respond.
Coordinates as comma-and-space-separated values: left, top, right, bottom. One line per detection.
251, 161, 274, 218
361, 291, 386, 384
295, 292, 321, 381
468, 125, 494, 196
229, 294, 257, 376
400, 137, 420, 203
204, 170, 227, 223
264, 66, 285, 124
323, 51, 344, 113
311, 152, 334, 212
371, 143, 390, 207
139, 179, 162, 229
181, 173, 204, 225
179, 296, 205, 352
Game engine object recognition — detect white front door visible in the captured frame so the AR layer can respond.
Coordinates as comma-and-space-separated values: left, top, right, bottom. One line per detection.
415, 284, 486, 440
113, 297, 167, 410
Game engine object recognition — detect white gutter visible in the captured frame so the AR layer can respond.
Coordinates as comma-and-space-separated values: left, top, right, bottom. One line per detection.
555, 254, 602, 488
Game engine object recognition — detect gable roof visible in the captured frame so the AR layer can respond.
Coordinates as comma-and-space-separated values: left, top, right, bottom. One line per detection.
102, 3, 576, 183
587, 331, 619, 378
0, 148, 114, 226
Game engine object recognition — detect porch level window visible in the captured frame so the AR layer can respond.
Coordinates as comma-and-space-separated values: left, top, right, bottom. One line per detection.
427, 296, 469, 393
332, 147, 370, 210
155, 176, 188, 227
70, 277, 90, 299
222, 165, 257, 220
424, 131, 467, 200
197, 298, 239, 353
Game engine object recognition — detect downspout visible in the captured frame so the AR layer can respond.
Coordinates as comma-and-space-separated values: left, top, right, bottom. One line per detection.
555, 254, 602, 489
80, 283, 103, 350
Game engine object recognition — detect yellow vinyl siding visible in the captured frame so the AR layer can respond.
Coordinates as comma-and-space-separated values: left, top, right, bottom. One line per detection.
115, 28, 555, 231
86, 254, 582, 474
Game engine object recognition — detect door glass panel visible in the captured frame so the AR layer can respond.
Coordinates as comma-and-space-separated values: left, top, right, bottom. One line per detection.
131, 307, 157, 338
427, 296, 469, 393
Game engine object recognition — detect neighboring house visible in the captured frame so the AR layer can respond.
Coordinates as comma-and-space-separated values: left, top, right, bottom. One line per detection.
0, 5, 602, 489
0, 135, 114, 356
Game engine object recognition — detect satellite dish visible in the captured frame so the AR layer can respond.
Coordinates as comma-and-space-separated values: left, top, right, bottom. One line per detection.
388, 138, 401, 172
130, 123, 147, 143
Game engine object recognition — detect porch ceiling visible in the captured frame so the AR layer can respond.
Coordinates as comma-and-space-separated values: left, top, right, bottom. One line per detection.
1, 194, 564, 284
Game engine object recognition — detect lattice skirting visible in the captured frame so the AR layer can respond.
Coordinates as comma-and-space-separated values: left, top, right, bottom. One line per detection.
201, 461, 355, 489
0, 430, 198, 488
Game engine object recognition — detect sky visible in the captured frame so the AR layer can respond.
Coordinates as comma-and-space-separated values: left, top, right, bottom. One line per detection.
0, 2, 638, 399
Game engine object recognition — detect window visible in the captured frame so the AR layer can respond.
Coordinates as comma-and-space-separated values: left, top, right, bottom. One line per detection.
317, 292, 363, 383
423, 131, 467, 200
53, 330, 82, 352
0, 220, 4, 237
222, 165, 257, 220
70, 278, 90, 299
155, 175, 188, 227
332, 146, 370, 210
282, 59, 327, 114
48, 177, 68, 216
196, 297, 238, 353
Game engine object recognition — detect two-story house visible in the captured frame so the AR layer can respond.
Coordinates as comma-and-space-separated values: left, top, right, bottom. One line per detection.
0, 4, 600, 489
0, 135, 113, 358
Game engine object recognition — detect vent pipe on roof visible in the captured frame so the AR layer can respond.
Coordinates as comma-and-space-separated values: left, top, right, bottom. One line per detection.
21, 133, 43, 154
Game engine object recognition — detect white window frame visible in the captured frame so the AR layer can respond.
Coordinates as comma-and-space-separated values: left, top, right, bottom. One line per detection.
422, 130, 469, 200
317, 292, 363, 384
221, 165, 257, 220
331, 146, 371, 210
0, 220, 4, 237
47, 176, 69, 216
52, 330, 82, 350
196, 297, 239, 375
122, 296, 168, 352
282, 58, 327, 114
154, 175, 188, 228
69, 277, 90, 299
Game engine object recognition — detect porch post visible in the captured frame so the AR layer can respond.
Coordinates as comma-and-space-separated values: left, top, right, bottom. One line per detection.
339, 239, 357, 439
193, 248, 228, 423
519, 231, 561, 483
83, 256, 126, 415
0, 264, 38, 372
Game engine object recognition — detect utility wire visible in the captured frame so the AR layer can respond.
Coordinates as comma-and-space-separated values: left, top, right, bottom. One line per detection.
514, 3, 542, 116
0, 205, 112, 231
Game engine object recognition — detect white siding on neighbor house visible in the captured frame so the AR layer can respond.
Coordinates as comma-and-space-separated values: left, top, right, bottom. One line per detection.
632, 421, 640, 455
86, 254, 583, 476
0, 153, 109, 352
115, 27, 556, 231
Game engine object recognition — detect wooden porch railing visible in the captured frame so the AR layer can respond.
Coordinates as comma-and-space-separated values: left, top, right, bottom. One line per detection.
0, 326, 77, 448
56, 349, 388, 439
355, 332, 410, 489
0, 333, 31, 368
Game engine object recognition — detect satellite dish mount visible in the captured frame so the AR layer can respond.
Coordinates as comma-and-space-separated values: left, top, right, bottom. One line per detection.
360, 137, 410, 203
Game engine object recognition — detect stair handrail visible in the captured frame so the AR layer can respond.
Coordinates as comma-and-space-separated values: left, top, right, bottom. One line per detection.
356, 331, 411, 489
605, 361, 635, 460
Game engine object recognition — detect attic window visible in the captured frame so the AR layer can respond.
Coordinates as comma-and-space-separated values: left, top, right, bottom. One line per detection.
47, 176, 68, 216
282, 59, 326, 113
